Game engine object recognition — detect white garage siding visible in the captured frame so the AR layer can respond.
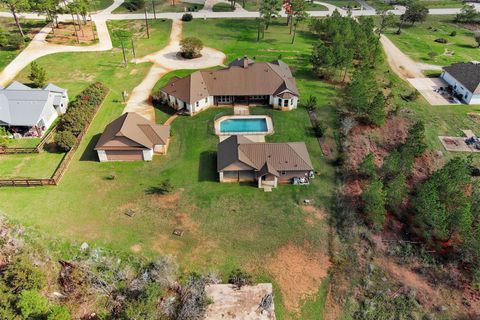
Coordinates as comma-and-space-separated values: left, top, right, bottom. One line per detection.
441, 71, 476, 104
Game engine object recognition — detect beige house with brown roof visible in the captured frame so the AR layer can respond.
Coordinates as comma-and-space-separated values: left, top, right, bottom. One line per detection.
95, 112, 170, 162
160, 57, 299, 115
217, 135, 314, 190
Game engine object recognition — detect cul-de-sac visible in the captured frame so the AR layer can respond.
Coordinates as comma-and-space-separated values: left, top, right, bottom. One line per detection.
0, 0, 479, 319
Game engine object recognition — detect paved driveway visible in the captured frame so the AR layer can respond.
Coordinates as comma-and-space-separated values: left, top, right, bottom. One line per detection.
407, 77, 459, 106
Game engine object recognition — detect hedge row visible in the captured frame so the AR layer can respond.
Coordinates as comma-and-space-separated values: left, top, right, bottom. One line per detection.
55, 82, 109, 151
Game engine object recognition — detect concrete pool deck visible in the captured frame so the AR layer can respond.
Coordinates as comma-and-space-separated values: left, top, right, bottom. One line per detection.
214, 115, 274, 138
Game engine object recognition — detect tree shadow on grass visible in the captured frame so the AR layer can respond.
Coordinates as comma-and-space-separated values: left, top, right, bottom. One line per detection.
79, 133, 101, 161
198, 150, 217, 182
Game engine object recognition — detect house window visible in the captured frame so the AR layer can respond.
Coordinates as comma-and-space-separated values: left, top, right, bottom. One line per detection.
196, 101, 199, 107
205, 97, 208, 103
283, 99, 289, 107
281, 171, 286, 175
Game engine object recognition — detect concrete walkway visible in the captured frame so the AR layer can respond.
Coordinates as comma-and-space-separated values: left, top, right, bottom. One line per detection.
123, 19, 226, 122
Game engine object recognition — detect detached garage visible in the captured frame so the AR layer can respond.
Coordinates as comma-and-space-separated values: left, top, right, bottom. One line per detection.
95, 112, 170, 162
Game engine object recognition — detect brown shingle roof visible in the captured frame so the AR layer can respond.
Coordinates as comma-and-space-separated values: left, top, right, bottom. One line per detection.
217, 135, 314, 173
162, 57, 299, 104
95, 112, 170, 150
443, 62, 480, 94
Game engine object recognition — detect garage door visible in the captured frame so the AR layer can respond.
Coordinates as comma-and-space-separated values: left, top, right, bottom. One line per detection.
105, 150, 143, 161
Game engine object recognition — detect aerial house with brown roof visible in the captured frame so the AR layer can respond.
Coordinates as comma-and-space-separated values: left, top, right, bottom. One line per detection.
160, 57, 300, 115
95, 112, 170, 162
217, 135, 314, 191
441, 61, 480, 104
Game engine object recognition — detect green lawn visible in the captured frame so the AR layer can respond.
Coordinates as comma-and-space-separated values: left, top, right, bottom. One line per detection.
322, 0, 361, 9
113, 0, 203, 13
242, 0, 328, 11
93, 0, 115, 11
213, 2, 235, 12
107, 19, 172, 57
0, 18, 45, 71
366, 0, 464, 9
385, 15, 479, 66
0, 17, 338, 319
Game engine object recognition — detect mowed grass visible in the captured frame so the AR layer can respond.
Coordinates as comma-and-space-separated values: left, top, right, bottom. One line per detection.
107, 19, 172, 57
385, 15, 479, 66
0, 18, 45, 71
242, 0, 328, 11
0, 21, 171, 178
366, 0, 464, 9
113, 0, 203, 13
0, 18, 337, 318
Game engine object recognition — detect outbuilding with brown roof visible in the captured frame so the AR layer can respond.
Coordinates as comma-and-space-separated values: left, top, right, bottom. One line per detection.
94, 112, 170, 162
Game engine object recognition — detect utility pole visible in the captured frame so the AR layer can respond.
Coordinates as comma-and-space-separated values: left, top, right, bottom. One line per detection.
144, 8, 150, 39
120, 38, 127, 67
152, 0, 157, 19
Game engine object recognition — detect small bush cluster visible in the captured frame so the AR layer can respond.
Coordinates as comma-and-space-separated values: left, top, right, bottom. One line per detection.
0, 28, 25, 50
55, 82, 108, 151
0, 256, 71, 319
123, 0, 146, 11
181, 13, 193, 22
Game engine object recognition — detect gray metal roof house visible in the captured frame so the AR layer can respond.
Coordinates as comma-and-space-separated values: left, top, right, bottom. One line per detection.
0, 81, 69, 130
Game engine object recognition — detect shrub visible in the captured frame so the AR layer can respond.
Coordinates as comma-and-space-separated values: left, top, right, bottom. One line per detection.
302, 95, 317, 111
55, 82, 108, 152
228, 269, 253, 289
55, 130, 77, 152
359, 153, 376, 178
434, 38, 447, 44
450, 31, 457, 37
124, 0, 145, 11
16, 290, 49, 319
47, 304, 71, 320
7, 34, 24, 50
0, 126, 9, 147
175, 273, 209, 320
146, 179, 174, 195
181, 13, 193, 22
312, 119, 326, 138
28, 61, 47, 88
1, 257, 46, 293
179, 37, 203, 59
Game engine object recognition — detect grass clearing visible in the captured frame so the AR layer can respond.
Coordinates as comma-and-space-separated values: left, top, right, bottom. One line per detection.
0, 18, 45, 70
242, 0, 328, 11
0, 17, 338, 319
366, 0, 464, 9
385, 15, 479, 66
113, 0, 203, 13
213, 2, 235, 12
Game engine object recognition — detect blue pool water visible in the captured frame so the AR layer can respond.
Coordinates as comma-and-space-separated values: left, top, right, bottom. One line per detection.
220, 118, 268, 133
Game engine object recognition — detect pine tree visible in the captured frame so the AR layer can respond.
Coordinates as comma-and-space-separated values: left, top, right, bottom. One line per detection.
28, 62, 47, 88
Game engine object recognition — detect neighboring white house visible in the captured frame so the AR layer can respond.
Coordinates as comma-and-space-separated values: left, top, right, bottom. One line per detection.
441, 62, 480, 105
160, 57, 300, 115
0, 81, 69, 131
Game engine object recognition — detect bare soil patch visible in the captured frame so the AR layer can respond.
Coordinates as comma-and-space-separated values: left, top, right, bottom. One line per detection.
130, 244, 142, 253
151, 188, 184, 210
376, 257, 440, 308
267, 244, 331, 312
47, 22, 97, 45
301, 205, 326, 226
346, 116, 410, 171
410, 150, 444, 186
174, 212, 199, 232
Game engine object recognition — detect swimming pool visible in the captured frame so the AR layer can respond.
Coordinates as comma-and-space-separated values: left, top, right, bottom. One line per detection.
220, 118, 268, 133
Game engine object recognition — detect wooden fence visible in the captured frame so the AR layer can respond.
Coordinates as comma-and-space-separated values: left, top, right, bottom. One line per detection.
0, 125, 58, 155
0, 89, 108, 187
